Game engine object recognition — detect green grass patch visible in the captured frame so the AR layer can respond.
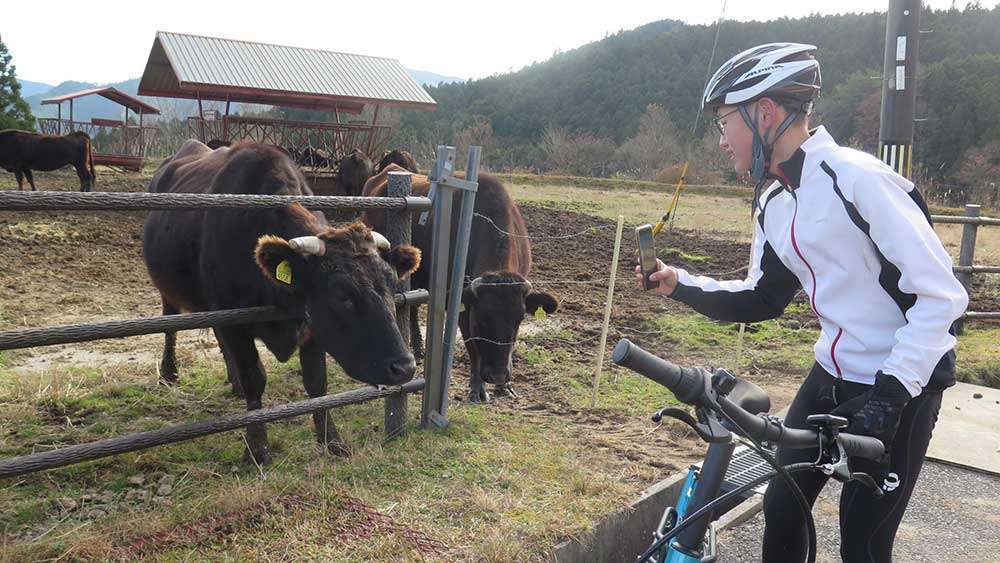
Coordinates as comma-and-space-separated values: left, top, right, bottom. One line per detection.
956, 326, 1000, 389
646, 311, 818, 372
502, 172, 746, 198
658, 246, 710, 263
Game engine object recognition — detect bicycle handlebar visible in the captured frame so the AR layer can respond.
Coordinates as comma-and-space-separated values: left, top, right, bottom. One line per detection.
612, 339, 885, 461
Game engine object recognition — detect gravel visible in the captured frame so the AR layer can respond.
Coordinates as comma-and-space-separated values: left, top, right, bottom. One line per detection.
717, 462, 1000, 562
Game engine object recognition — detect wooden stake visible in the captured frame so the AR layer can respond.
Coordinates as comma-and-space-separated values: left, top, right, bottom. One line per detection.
592, 214, 625, 406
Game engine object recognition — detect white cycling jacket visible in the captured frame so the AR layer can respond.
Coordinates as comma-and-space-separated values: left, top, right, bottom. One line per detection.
671, 126, 968, 397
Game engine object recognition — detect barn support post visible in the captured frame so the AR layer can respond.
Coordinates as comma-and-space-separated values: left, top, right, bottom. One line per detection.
139, 109, 145, 157
197, 93, 206, 142
57, 104, 62, 135
421, 146, 458, 428
385, 170, 414, 439
123, 106, 130, 155
69, 99, 74, 132
367, 105, 381, 155
954, 204, 981, 335
223, 98, 231, 141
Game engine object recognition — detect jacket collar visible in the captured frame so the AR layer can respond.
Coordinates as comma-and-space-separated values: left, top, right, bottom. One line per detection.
776, 126, 837, 189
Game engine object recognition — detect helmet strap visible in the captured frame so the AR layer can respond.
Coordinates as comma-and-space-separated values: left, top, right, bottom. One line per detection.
739, 103, 801, 185
740, 103, 801, 216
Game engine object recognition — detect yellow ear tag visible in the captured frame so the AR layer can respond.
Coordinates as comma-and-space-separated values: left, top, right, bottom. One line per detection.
459, 302, 466, 312
276, 260, 293, 285
534, 308, 547, 320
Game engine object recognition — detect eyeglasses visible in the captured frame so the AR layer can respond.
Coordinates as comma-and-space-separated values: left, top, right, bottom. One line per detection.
713, 108, 740, 135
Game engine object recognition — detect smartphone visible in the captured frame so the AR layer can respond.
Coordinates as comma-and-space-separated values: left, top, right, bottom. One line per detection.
635, 224, 659, 290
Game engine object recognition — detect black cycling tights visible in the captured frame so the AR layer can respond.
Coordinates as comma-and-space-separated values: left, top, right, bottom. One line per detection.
761, 363, 942, 563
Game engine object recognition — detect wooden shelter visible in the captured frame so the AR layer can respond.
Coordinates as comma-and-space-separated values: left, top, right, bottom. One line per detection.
137, 31, 437, 167
38, 87, 161, 171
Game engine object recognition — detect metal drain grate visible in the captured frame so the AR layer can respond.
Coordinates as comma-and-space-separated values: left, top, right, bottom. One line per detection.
721, 445, 774, 497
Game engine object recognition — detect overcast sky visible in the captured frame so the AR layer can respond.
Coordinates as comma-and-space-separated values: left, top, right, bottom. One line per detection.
4, 0, 996, 85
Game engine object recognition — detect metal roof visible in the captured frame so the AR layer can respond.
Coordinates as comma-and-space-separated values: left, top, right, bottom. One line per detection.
138, 31, 437, 112
42, 87, 161, 115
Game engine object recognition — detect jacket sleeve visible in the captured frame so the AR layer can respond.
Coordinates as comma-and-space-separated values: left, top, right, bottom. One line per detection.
849, 167, 969, 397
670, 219, 800, 323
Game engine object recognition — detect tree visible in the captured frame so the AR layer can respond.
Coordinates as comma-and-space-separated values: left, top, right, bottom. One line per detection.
616, 104, 681, 179
0, 35, 35, 131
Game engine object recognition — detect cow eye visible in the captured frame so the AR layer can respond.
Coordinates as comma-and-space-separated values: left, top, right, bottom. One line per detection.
339, 298, 354, 311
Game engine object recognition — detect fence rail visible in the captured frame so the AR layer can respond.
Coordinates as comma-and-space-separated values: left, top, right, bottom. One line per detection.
0, 191, 430, 212
0, 157, 480, 479
0, 379, 425, 479
0, 291, 429, 352
933, 205, 999, 332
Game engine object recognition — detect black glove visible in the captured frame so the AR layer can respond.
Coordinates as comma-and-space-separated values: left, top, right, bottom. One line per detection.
831, 371, 912, 489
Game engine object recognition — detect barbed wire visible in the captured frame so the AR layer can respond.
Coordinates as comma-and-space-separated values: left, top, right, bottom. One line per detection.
472, 212, 616, 240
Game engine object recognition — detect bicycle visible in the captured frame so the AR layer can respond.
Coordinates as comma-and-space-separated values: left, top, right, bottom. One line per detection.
611, 338, 887, 563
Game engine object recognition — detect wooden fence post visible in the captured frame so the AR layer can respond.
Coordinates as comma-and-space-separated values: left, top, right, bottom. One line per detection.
954, 204, 980, 335
385, 170, 413, 440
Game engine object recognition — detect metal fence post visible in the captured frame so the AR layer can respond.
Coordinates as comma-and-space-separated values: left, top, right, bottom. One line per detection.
421, 146, 457, 428
954, 204, 981, 335
436, 146, 481, 422
385, 170, 413, 439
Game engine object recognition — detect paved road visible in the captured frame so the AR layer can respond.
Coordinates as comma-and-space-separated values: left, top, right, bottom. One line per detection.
717, 461, 1000, 562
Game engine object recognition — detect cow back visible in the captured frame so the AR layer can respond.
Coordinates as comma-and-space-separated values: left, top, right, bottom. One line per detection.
363, 169, 530, 289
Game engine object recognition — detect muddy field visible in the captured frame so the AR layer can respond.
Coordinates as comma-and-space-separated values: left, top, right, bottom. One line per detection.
0, 168, 997, 559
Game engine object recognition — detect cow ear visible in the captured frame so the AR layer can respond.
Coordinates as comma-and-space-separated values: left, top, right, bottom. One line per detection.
525, 291, 559, 315
255, 235, 306, 288
386, 245, 421, 278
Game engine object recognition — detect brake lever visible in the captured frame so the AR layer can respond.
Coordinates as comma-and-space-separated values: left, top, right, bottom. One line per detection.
817, 440, 884, 497
651, 406, 732, 443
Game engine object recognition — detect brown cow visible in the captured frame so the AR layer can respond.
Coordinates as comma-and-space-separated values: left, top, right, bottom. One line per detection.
375, 149, 419, 174
0, 129, 95, 191
364, 164, 558, 402
144, 140, 420, 464
311, 148, 373, 197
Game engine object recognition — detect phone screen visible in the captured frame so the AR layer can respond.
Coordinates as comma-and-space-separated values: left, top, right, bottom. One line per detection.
635, 224, 658, 290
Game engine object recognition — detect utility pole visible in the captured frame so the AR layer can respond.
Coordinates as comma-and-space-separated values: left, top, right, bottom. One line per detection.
878, 0, 921, 178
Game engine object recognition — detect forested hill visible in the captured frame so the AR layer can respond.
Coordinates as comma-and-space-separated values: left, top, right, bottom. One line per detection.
394, 5, 1000, 181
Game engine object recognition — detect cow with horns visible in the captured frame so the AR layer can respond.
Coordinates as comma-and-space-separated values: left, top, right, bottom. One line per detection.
143, 140, 421, 464
364, 164, 558, 402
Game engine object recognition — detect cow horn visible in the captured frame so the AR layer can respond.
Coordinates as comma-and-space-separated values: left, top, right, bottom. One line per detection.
288, 236, 325, 256
371, 231, 390, 250
522, 279, 533, 294
468, 276, 483, 295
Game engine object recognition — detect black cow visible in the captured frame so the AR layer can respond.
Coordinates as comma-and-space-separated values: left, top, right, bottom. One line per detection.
0, 129, 95, 191
143, 140, 420, 464
364, 164, 558, 402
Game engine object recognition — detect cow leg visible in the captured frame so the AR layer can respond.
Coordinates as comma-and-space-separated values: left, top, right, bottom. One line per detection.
159, 302, 180, 383
217, 326, 271, 466
74, 163, 90, 192
23, 169, 37, 191
410, 312, 424, 359
13, 169, 24, 191
300, 337, 348, 456
461, 317, 490, 403
213, 327, 245, 398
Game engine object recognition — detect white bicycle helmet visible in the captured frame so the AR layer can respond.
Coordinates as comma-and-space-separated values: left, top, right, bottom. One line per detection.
703, 43, 822, 190
703, 42, 821, 110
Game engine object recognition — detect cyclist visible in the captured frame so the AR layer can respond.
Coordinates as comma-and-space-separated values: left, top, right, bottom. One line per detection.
638, 43, 968, 562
